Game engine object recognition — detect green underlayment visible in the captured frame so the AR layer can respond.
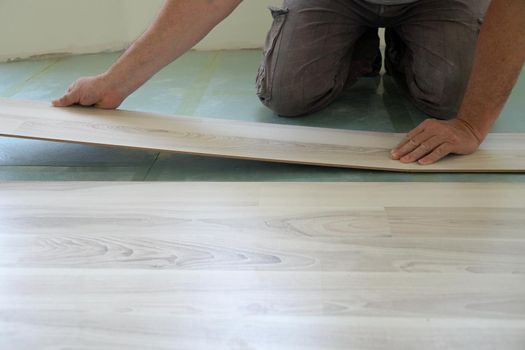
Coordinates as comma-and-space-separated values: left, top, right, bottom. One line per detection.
0, 49, 524, 182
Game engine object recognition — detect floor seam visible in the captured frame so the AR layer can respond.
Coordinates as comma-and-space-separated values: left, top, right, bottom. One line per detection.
142, 152, 161, 181
174, 51, 223, 116
2, 58, 62, 98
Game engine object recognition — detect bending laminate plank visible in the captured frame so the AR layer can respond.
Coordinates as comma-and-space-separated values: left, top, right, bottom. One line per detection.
1, 182, 525, 349
1, 98, 524, 172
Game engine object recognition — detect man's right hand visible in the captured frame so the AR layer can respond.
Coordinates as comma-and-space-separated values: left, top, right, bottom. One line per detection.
52, 74, 126, 109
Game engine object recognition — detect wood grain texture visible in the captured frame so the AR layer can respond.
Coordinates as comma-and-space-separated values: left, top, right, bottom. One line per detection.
0, 182, 524, 349
1, 98, 525, 172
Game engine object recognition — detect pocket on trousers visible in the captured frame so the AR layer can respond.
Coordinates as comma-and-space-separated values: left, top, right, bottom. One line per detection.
256, 7, 289, 102
263, 7, 289, 57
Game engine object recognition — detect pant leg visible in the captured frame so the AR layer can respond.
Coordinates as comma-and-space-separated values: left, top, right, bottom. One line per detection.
385, 0, 491, 119
256, 0, 379, 117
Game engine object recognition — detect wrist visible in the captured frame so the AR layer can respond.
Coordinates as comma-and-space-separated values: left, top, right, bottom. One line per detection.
455, 104, 502, 144
455, 117, 486, 144
100, 71, 132, 100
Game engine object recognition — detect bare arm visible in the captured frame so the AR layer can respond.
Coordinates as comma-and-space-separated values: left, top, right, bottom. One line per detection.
392, 0, 525, 165
53, 0, 242, 108
456, 0, 525, 139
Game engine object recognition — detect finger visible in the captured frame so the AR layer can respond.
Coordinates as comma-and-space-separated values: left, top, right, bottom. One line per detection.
65, 82, 77, 93
78, 95, 98, 107
400, 136, 442, 163
52, 95, 70, 107
392, 130, 433, 160
51, 98, 63, 107
94, 101, 114, 109
391, 124, 429, 159
418, 143, 452, 165
52, 92, 78, 107
406, 122, 428, 140
391, 130, 424, 159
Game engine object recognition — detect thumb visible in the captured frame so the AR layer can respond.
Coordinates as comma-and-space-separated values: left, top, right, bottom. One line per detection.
52, 92, 78, 107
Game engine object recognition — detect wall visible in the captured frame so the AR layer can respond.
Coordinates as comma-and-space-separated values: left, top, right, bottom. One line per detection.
0, 0, 283, 62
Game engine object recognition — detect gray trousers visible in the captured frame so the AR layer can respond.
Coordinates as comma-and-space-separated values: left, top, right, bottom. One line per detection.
256, 0, 490, 119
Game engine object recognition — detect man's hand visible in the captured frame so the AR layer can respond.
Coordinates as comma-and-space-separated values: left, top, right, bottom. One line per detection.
52, 74, 125, 109
392, 0, 524, 166
391, 118, 483, 165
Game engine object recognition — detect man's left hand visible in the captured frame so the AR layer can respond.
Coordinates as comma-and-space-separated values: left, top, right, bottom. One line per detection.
391, 118, 483, 165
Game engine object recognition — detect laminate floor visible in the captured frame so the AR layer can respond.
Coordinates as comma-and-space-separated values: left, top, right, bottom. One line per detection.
2, 98, 525, 172
1, 182, 524, 349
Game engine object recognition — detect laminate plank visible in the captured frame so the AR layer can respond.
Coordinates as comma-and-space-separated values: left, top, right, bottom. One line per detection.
5, 270, 523, 317
3, 233, 524, 272
387, 207, 525, 238
1, 270, 525, 350
1, 182, 524, 349
3, 312, 523, 350
1, 98, 525, 172
2, 181, 525, 208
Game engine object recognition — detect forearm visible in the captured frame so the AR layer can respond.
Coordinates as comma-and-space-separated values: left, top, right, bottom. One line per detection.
457, 0, 525, 140
104, 0, 242, 97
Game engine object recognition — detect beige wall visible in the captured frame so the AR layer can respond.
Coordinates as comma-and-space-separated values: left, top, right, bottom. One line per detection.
0, 0, 284, 62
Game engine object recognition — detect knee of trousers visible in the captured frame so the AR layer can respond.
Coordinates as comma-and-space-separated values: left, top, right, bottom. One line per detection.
258, 88, 316, 117
406, 65, 470, 120
256, 65, 347, 117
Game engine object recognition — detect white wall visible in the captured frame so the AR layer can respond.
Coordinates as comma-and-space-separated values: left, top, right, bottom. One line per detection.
0, 0, 283, 62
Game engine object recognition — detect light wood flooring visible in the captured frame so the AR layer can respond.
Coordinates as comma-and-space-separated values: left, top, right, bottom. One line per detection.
0, 182, 524, 349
